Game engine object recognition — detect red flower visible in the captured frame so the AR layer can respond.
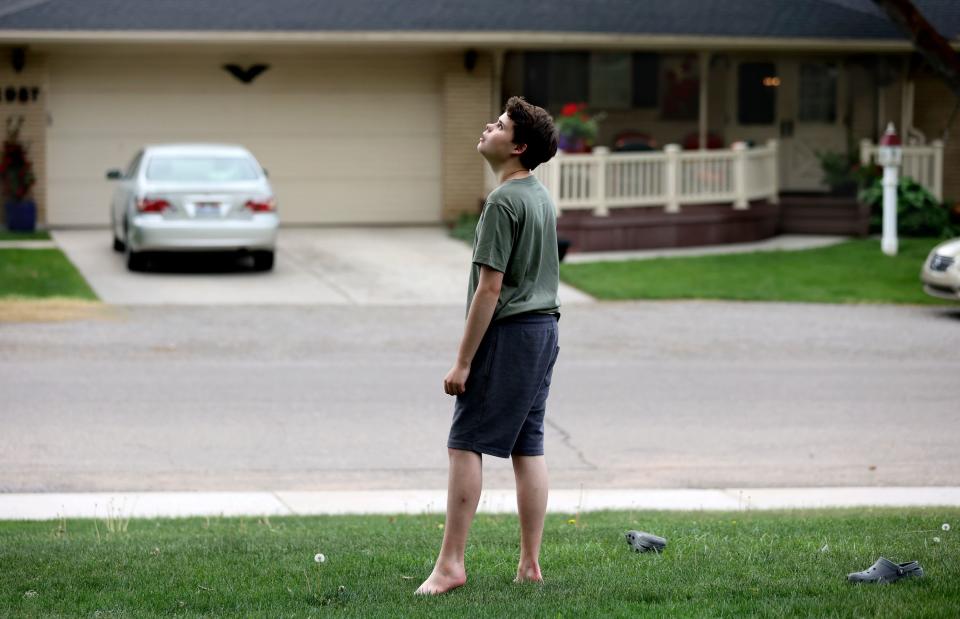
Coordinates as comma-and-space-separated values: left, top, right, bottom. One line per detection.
561, 103, 579, 117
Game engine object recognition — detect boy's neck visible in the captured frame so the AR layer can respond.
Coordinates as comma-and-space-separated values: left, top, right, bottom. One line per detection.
491, 161, 531, 184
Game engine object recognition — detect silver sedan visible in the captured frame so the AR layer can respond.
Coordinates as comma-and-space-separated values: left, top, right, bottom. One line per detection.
920, 237, 960, 301
108, 144, 279, 271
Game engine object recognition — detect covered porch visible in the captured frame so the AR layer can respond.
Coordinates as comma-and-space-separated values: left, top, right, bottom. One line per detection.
493, 47, 950, 251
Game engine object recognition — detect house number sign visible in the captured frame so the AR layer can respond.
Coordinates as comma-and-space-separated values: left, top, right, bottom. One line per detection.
0, 86, 40, 104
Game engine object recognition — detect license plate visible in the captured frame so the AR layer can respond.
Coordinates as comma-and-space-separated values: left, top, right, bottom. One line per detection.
195, 202, 220, 217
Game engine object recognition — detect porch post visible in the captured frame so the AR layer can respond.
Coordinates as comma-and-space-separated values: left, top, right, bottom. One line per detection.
860, 138, 873, 165
733, 142, 748, 209
665, 144, 681, 213
593, 147, 609, 217
698, 52, 710, 151
932, 139, 944, 202
766, 139, 780, 204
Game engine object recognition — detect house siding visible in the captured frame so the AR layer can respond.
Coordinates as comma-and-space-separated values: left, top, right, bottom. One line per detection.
912, 69, 960, 203
441, 51, 492, 222
1, 49, 47, 223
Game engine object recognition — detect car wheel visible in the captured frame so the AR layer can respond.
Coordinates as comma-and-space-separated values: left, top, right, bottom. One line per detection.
123, 221, 147, 271
125, 247, 147, 272
251, 250, 274, 271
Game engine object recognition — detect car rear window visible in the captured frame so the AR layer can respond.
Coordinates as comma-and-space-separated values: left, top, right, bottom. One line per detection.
145, 156, 261, 182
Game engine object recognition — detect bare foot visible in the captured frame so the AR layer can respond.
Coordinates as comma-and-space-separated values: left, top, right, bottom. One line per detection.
514, 563, 543, 583
414, 563, 467, 595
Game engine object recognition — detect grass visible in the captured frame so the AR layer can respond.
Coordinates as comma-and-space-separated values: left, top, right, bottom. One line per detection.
0, 249, 97, 300
0, 229, 51, 241
560, 238, 956, 305
450, 213, 479, 245
1, 509, 958, 617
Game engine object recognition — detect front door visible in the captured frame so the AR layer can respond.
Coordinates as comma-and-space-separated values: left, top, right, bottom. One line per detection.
726, 57, 848, 192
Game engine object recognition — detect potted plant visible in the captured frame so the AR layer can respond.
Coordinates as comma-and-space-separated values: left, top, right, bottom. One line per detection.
1, 116, 37, 232
556, 103, 605, 153
814, 149, 864, 197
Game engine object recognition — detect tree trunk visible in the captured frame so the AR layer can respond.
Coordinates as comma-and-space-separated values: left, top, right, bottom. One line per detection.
871, 0, 960, 98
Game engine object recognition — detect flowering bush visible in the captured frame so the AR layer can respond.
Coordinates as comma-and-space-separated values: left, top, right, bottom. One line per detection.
0, 116, 35, 202
555, 103, 605, 150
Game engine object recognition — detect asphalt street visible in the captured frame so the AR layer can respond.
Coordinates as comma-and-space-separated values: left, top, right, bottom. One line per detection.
2, 301, 958, 492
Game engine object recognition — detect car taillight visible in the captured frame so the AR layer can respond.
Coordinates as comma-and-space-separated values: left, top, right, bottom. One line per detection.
137, 197, 172, 213
245, 197, 276, 212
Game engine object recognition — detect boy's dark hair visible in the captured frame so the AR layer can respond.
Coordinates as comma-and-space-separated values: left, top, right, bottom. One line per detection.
505, 96, 558, 170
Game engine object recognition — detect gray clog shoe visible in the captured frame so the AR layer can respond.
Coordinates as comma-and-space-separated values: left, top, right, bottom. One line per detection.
847, 557, 924, 583
625, 530, 667, 553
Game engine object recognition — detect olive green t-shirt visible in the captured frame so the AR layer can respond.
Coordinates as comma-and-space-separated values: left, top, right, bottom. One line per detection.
467, 175, 561, 321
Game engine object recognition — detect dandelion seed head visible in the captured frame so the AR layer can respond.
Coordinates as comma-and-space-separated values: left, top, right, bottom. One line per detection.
933, 537, 941, 543
314, 553, 326, 563
942, 523, 950, 531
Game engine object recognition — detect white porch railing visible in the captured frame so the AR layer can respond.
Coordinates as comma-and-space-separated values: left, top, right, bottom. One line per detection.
535, 140, 780, 216
860, 138, 944, 201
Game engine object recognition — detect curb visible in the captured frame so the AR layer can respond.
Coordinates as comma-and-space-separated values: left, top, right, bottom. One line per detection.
2, 487, 959, 520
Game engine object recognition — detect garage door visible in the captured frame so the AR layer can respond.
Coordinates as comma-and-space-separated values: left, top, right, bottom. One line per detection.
45, 50, 443, 226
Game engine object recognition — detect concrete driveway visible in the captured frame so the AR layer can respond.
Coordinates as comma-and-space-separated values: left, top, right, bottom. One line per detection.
53, 227, 593, 306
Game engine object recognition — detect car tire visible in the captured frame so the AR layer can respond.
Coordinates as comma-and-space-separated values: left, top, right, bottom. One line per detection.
252, 250, 274, 271
123, 221, 147, 271
126, 248, 147, 272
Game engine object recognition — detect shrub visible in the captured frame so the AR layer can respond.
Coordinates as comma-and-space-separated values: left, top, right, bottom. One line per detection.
859, 176, 959, 238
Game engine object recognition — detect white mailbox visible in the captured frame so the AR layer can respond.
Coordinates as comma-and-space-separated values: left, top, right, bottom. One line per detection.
879, 122, 901, 256
877, 122, 902, 167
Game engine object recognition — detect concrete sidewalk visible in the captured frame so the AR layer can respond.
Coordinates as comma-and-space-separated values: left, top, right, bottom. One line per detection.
3, 487, 959, 520
0, 240, 57, 249
563, 234, 850, 263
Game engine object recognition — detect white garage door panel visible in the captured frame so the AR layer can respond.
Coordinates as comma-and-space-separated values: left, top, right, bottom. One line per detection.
47, 52, 443, 226
278, 180, 441, 223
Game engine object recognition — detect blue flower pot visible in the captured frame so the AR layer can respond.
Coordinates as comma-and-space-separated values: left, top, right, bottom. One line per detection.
5, 199, 37, 232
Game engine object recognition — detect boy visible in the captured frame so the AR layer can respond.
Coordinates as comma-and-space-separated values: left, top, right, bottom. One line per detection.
416, 97, 561, 595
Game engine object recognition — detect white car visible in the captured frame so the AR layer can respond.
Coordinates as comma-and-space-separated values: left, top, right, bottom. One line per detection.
108, 144, 278, 271
920, 237, 960, 301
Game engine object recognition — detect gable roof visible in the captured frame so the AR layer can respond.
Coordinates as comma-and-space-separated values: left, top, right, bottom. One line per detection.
0, 0, 957, 43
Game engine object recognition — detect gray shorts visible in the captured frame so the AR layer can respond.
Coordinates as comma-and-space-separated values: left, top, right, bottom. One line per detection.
447, 312, 560, 458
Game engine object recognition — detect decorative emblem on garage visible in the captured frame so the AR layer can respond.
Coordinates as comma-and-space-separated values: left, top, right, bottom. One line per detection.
222, 64, 270, 84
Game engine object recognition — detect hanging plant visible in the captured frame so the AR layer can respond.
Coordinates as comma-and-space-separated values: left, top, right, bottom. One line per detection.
0, 116, 35, 202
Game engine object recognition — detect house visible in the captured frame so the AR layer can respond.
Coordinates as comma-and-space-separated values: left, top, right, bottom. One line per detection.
0, 0, 957, 246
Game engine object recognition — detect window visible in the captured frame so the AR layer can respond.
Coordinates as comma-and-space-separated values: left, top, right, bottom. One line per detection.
521, 52, 589, 109
124, 151, 143, 179
738, 62, 777, 125
798, 63, 837, 123
590, 53, 631, 109
631, 53, 659, 108
511, 51, 660, 112
145, 157, 260, 182
660, 54, 700, 120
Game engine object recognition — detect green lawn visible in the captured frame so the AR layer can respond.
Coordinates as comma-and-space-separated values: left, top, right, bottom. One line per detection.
2, 509, 957, 617
0, 230, 51, 241
560, 238, 956, 304
0, 249, 97, 299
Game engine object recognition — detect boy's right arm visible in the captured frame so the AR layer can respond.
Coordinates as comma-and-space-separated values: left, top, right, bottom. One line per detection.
443, 265, 503, 396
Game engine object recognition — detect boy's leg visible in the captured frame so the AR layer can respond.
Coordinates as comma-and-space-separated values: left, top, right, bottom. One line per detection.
512, 454, 548, 582
415, 448, 483, 595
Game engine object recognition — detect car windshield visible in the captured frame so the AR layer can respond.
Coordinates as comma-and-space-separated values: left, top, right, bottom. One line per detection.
145, 156, 260, 182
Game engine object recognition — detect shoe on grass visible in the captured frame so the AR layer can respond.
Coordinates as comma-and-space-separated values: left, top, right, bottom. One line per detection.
625, 530, 667, 553
847, 557, 924, 583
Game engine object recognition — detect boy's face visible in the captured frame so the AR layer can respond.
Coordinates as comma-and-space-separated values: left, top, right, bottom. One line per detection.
477, 112, 526, 163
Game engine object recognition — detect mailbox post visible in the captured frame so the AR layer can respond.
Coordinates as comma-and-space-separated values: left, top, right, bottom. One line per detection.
877, 122, 902, 256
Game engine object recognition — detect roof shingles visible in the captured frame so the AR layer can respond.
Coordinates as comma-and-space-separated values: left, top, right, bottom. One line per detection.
0, 0, 956, 40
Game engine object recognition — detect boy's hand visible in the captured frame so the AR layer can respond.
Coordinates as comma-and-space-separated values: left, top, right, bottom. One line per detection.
444, 363, 471, 396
